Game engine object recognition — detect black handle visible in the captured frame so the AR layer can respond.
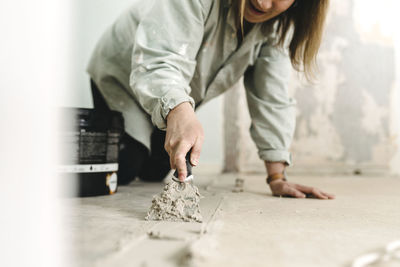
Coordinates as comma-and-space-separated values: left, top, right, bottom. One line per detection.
173, 151, 192, 179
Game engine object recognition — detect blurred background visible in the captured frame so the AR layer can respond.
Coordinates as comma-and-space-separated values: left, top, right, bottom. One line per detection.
1, 0, 399, 266
224, 0, 400, 175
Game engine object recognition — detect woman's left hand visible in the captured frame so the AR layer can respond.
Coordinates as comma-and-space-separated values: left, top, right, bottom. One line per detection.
269, 180, 335, 199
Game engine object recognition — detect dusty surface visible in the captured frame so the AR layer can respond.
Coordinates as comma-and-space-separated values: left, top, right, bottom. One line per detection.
63, 173, 400, 267
146, 181, 202, 222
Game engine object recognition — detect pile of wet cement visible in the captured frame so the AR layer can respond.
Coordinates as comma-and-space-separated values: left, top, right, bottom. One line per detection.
146, 182, 203, 222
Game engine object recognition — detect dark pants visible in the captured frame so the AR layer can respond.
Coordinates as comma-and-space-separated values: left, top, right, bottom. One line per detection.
90, 80, 171, 184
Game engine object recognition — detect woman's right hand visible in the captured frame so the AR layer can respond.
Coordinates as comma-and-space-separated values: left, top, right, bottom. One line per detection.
164, 102, 204, 182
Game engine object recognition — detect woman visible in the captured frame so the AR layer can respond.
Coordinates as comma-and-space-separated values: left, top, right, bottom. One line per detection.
88, 0, 335, 199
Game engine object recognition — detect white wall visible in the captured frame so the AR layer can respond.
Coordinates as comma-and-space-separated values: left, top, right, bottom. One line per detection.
291, 0, 400, 175
66, 0, 134, 107
64, 0, 224, 169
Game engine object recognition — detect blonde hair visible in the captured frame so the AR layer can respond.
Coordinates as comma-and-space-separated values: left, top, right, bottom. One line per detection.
238, 0, 330, 80
239, 0, 246, 37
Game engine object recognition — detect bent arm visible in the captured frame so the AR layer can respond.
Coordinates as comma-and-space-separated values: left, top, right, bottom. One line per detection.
244, 40, 296, 167
130, 0, 209, 129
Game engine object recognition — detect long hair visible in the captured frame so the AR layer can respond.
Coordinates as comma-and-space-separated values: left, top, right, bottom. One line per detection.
239, 0, 330, 80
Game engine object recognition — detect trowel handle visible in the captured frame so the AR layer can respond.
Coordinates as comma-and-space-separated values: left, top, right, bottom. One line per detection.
173, 151, 192, 179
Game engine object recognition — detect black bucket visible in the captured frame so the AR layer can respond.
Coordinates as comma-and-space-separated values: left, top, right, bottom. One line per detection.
58, 108, 124, 197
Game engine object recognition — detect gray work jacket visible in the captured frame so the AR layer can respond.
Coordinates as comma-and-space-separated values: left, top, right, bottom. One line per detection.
87, 0, 296, 165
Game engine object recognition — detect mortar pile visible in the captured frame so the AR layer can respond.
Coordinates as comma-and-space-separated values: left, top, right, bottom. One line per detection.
146, 182, 203, 222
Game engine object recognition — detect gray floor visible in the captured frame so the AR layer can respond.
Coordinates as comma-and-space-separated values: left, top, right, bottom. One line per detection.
63, 173, 400, 267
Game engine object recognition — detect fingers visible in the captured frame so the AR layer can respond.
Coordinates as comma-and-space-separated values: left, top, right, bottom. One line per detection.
322, 191, 335, 199
165, 133, 203, 182
190, 136, 203, 166
172, 143, 191, 182
166, 138, 201, 181
270, 181, 305, 198
294, 184, 334, 200
270, 181, 335, 200
175, 155, 187, 182
285, 187, 306, 198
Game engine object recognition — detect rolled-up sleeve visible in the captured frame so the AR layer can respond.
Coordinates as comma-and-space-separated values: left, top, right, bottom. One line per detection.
130, 0, 207, 129
244, 41, 296, 165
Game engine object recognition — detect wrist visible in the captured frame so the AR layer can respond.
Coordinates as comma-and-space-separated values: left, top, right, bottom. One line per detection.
266, 171, 288, 184
166, 101, 193, 121
264, 161, 286, 176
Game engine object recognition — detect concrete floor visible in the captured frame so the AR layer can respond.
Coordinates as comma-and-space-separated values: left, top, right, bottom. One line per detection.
63, 173, 400, 267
